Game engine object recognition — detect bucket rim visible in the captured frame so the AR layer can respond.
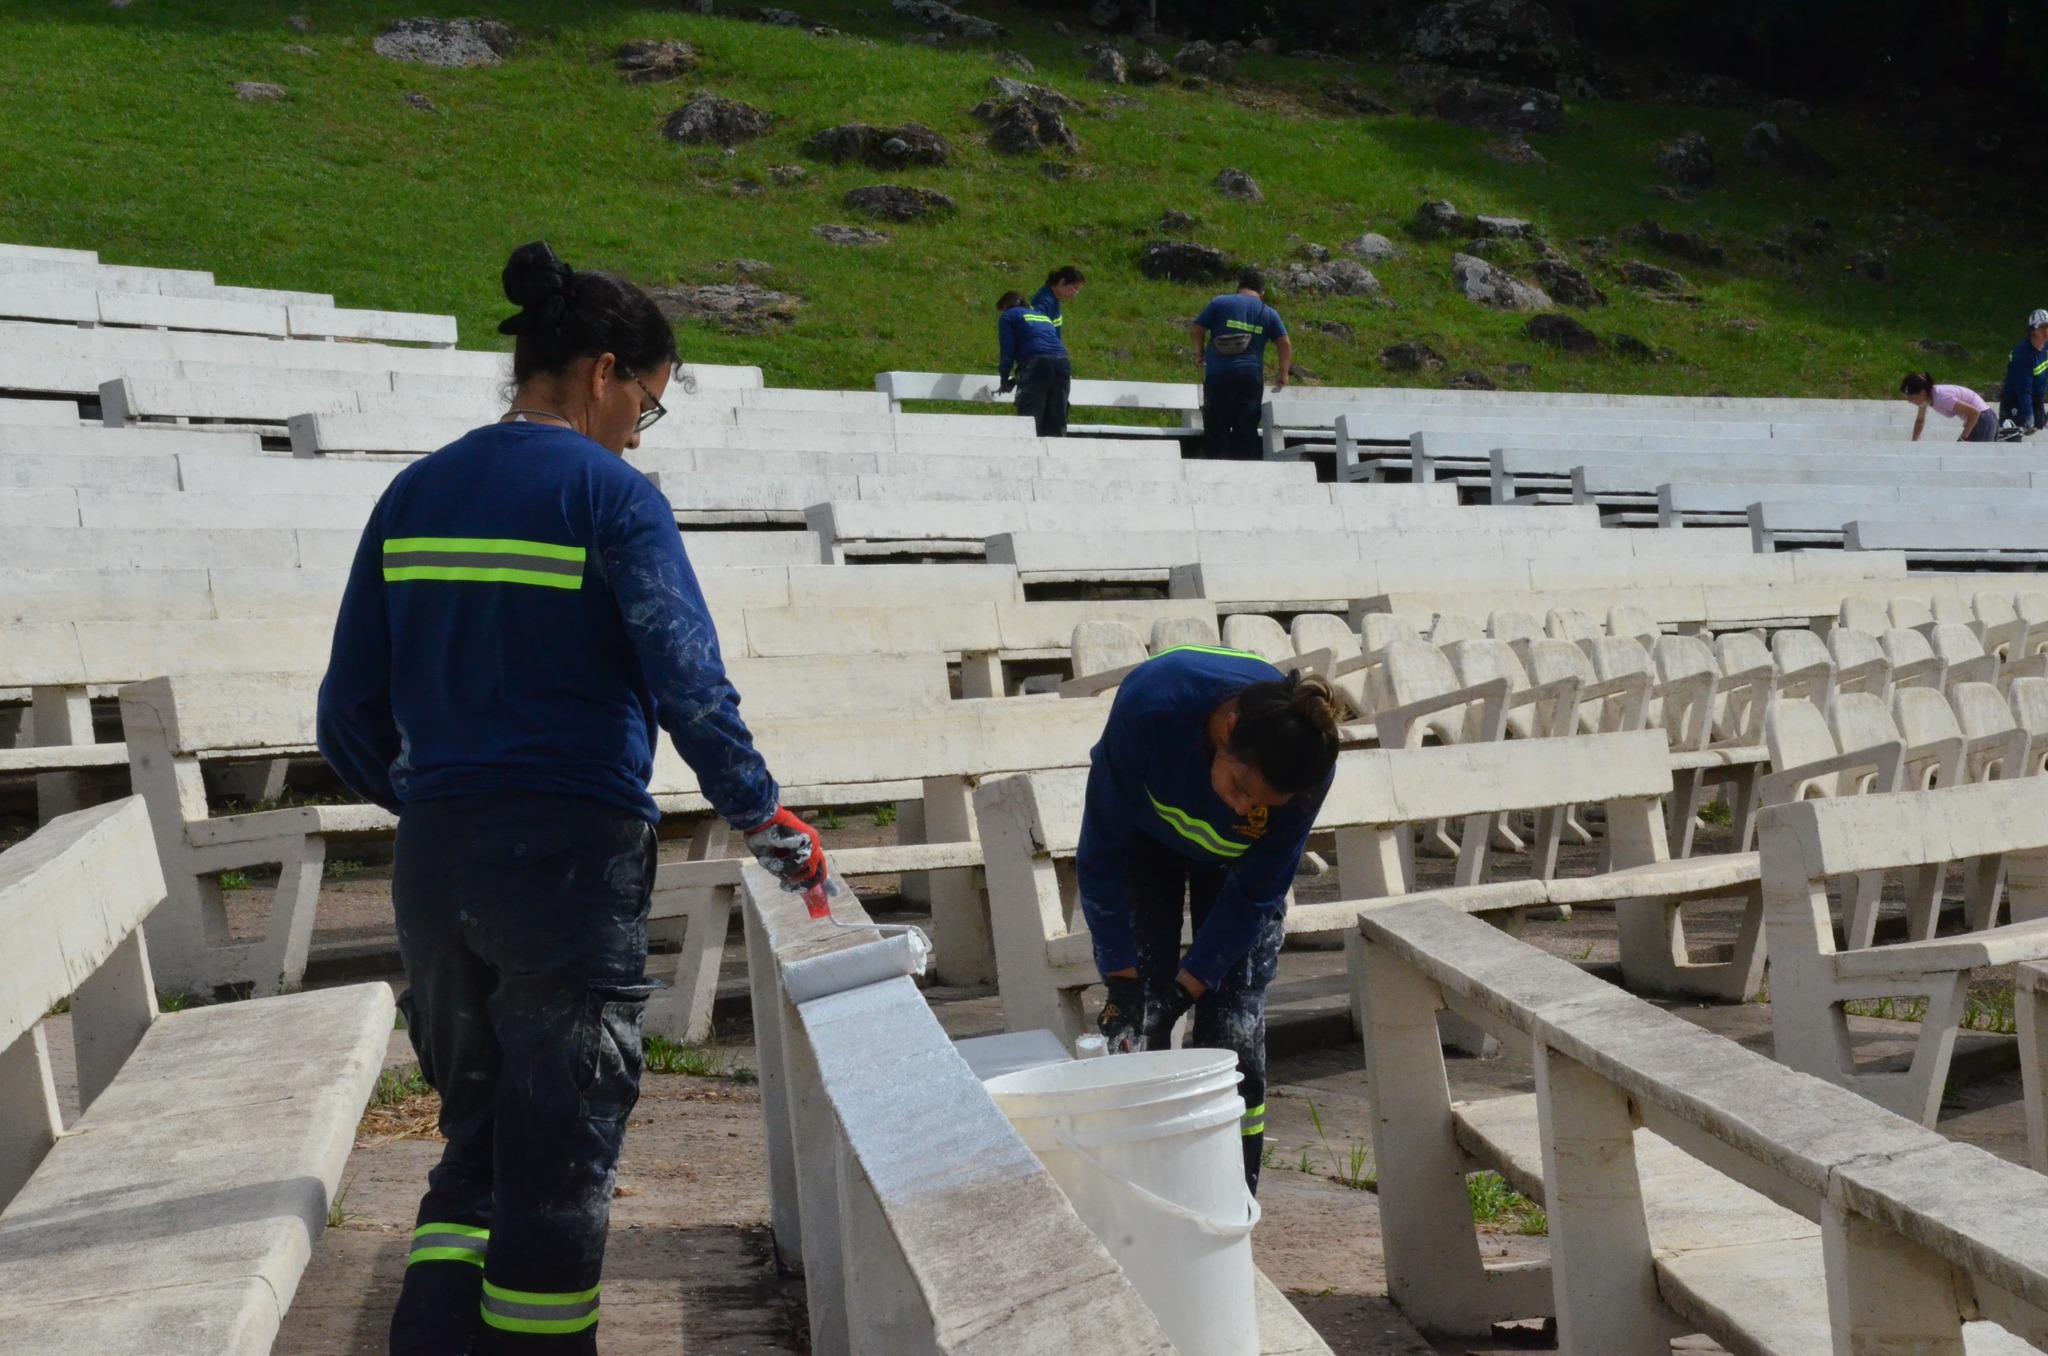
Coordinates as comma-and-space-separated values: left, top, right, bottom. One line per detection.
984, 1048, 1240, 1103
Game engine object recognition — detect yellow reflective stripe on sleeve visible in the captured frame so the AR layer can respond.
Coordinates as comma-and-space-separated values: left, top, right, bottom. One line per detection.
382, 536, 587, 589
1147, 792, 1248, 858
480, 1280, 601, 1335
2034, 358, 2047, 376
1242, 1101, 1266, 1135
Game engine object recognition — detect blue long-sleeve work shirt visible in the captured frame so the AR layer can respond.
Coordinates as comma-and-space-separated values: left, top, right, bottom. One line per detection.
316, 420, 779, 829
1030, 284, 1065, 334
1075, 648, 1332, 988
2004, 337, 2048, 428
997, 304, 1068, 382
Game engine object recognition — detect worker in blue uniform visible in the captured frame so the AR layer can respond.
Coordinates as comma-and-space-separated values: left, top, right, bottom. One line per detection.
1076, 647, 1340, 1193
995, 262, 1081, 438
318, 241, 832, 1356
2001, 309, 2048, 436
1190, 269, 1292, 460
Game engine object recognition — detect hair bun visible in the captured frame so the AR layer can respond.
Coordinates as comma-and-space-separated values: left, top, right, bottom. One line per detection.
499, 241, 575, 336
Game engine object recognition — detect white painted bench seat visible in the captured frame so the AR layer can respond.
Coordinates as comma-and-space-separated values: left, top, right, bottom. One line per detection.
0, 797, 392, 1354
284, 303, 455, 347
1847, 519, 2048, 559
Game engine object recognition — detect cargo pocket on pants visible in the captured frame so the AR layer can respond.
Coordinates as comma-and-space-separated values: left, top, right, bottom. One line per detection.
576, 982, 656, 1121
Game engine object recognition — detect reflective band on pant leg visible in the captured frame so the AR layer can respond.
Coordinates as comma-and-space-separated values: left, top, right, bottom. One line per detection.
480, 1280, 602, 1335
409, 1221, 489, 1267
1241, 1101, 1266, 1136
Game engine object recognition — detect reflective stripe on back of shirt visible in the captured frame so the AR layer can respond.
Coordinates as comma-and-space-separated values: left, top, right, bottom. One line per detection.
1023, 312, 1059, 326
382, 536, 587, 590
2034, 357, 2046, 377
1148, 791, 1248, 858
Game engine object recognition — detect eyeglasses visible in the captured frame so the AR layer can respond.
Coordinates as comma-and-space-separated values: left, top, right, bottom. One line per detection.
633, 377, 667, 433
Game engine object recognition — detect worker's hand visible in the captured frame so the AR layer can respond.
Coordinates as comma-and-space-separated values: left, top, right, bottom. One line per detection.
1098, 974, 1147, 1053
743, 806, 828, 891
1272, 372, 1290, 392
1176, 968, 1207, 999
1147, 976, 1197, 1042
997, 376, 1016, 395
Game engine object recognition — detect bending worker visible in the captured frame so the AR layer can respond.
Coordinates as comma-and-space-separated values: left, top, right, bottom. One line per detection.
1902, 370, 1994, 442
1190, 268, 1291, 460
996, 287, 1071, 437
1078, 647, 1340, 1193
2002, 309, 2048, 436
318, 241, 830, 1356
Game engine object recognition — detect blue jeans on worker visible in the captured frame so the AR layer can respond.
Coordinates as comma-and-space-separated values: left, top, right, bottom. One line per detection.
1127, 832, 1282, 1193
1201, 368, 1266, 460
388, 792, 657, 1356
1014, 354, 1072, 438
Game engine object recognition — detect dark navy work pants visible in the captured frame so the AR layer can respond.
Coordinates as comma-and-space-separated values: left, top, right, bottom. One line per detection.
1127, 832, 1282, 1194
1201, 368, 1266, 460
1015, 354, 1072, 438
388, 793, 656, 1355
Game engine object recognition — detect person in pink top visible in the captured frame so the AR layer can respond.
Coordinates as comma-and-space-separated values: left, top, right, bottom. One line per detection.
1901, 371, 1994, 441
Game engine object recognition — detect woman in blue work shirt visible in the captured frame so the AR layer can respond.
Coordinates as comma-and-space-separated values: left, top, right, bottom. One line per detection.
319, 242, 829, 1355
1078, 647, 1341, 1192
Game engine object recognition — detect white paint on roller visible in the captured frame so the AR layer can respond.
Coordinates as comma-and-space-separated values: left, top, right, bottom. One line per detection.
779, 930, 932, 1004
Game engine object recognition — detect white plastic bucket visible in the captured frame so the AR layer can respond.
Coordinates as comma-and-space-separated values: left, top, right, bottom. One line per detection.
985, 1049, 1259, 1356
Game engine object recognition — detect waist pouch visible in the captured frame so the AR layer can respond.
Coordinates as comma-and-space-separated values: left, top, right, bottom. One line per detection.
1212, 333, 1255, 356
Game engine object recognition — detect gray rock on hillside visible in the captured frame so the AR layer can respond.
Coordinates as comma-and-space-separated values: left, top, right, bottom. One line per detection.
843, 184, 958, 221
1214, 167, 1262, 201
1531, 258, 1605, 307
1325, 81, 1395, 114
1404, 0, 1575, 83
1434, 77, 1565, 133
1160, 209, 1198, 231
374, 17, 515, 67
1085, 46, 1128, 83
814, 223, 892, 245
663, 95, 774, 146
1624, 219, 1725, 267
982, 100, 1081, 154
1452, 252, 1552, 310
1345, 232, 1401, 262
1139, 239, 1230, 281
1742, 121, 1838, 180
234, 81, 288, 101
1278, 259, 1380, 295
1175, 40, 1235, 79
996, 50, 1035, 72
1475, 213, 1531, 238
1129, 47, 1171, 82
1525, 311, 1598, 352
1620, 258, 1687, 291
891, 0, 1004, 41
650, 283, 801, 334
1848, 248, 1891, 282
805, 121, 953, 167
1655, 132, 1714, 187
985, 76, 1081, 112
616, 40, 699, 83
1412, 199, 1468, 238
1381, 341, 1446, 372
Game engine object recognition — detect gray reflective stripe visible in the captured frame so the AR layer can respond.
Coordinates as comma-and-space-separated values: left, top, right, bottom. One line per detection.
382, 550, 583, 576
482, 1294, 602, 1322
413, 1229, 487, 1252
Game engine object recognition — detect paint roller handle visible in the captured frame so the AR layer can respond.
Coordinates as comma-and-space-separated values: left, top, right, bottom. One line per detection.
744, 806, 831, 894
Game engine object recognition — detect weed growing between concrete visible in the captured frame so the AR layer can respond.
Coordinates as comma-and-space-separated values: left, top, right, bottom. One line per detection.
644, 1035, 758, 1083
1697, 798, 1734, 827
327, 1173, 364, 1228
871, 804, 897, 828
218, 870, 250, 891
358, 1064, 442, 1147
1306, 1097, 1377, 1191
1845, 989, 2018, 1036
1466, 1171, 1548, 1236
324, 857, 366, 880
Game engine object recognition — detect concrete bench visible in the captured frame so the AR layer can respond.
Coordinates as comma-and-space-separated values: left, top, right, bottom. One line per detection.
0, 248, 330, 304
0, 796, 392, 1353
976, 730, 1762, 1047
1847, 519, 2048, 563
876, 369, 1204, 437
1331, 421, 1905, 481
1496, 446, 2042, 503
736, 867, 1331, 1355
1750, 498, 2048, 551
1761, 776, 2048, 1125
1353, 895, 2048, 1352
1652, 481, 2041, 531
284, 304, 456, 347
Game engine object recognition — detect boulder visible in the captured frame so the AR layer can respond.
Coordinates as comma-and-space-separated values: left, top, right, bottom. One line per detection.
1160, 209, 1198, 231
1278, 259, 1380, 295
1452, 252, 1552, 310
1129, 47, 1171, 82
402, 91, 437, 112
1139, 239, 1231, 282
1474, 214, 1532, 238
804, 121, 953, 167
662, 95, 774, 146
1448, 369, 1499, 390
891, 0, 1004, 41
1483, 134, 1547, 165
1612, 333, 1658, 360
1404, 0, 1575, 83
373, 17, 515, 67
843, 184, 958, 221
983, 100, 1081, 154
1623, 219, 1725, 267
1847, 248, 1891, 282
996, 49, 1035, 72
1741, 121, 1838, 180
1654, 132, 1714, 187
1345, 232, 1401, 262
1380, 341, 1446, 372
768, 165, 808, 185
986, 76, 1080, 111
1175, 40, 1235, 79
1434, 78, 1565, 133
615, 39, 698, 83
650, 283, 802, 334
814, 223, 892, 245
1295, 239, 1331, 261
1530, 258, 1605, 307
1764, 216, 1835, 260
233, 81, 288, 101
1525, 311, 1598, 352
1085, 46, 1128, 83
1412, 199, 1468, 238
1309, 320, 1355, 340
1325, 81, 1395, 114
1214, 167, 1263, 202
1620, 258, 1687, 291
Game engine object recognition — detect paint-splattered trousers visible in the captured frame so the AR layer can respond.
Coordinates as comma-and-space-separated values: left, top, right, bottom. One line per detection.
1128, 832, 1282, 1194
388, 792, 656, 1355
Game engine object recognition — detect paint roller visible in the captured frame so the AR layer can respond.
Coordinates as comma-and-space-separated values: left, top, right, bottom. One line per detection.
780, 873, 932, 1005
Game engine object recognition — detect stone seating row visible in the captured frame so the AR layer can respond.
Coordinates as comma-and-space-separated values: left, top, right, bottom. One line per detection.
1352, 819, 2048, 1353
0, 250, 333, 307
0, 318, 514, 391
874, 369, 1203, 439
1641, 482, 2048, 533
1845, 519, 2048, 564
734, 868, 1331, 1354
0, 284, 456, 346
286, 409, 1057, 457
0, 797, 391, 1352
1491, 444, 2043, 505
1334, 421, 1911, 483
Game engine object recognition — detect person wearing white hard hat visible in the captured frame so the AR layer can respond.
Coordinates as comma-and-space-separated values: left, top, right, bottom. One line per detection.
2001, 309, 2048, 436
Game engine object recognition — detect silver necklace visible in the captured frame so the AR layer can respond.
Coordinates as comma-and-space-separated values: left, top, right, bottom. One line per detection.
504, 406, 575, 427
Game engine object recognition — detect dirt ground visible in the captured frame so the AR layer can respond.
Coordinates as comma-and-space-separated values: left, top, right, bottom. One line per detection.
57, 808, 2027, 1356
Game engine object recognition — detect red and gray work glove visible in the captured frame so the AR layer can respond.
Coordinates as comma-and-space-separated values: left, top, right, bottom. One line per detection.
744, 806, 828, 891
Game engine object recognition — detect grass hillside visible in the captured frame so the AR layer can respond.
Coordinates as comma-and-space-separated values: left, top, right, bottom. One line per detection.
0, 0, 2036, 405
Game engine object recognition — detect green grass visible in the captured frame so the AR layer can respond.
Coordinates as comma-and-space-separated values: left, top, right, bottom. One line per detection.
1846, 988, 2018, 1036
217, 869, 251, 891
872, 803, 898, 828
0, 1, 2032, 400
643, 1034, 757, 1082
368, 1063, 432, 1107
324, 857, 367, 880
1467, 1170, 1548, 1236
